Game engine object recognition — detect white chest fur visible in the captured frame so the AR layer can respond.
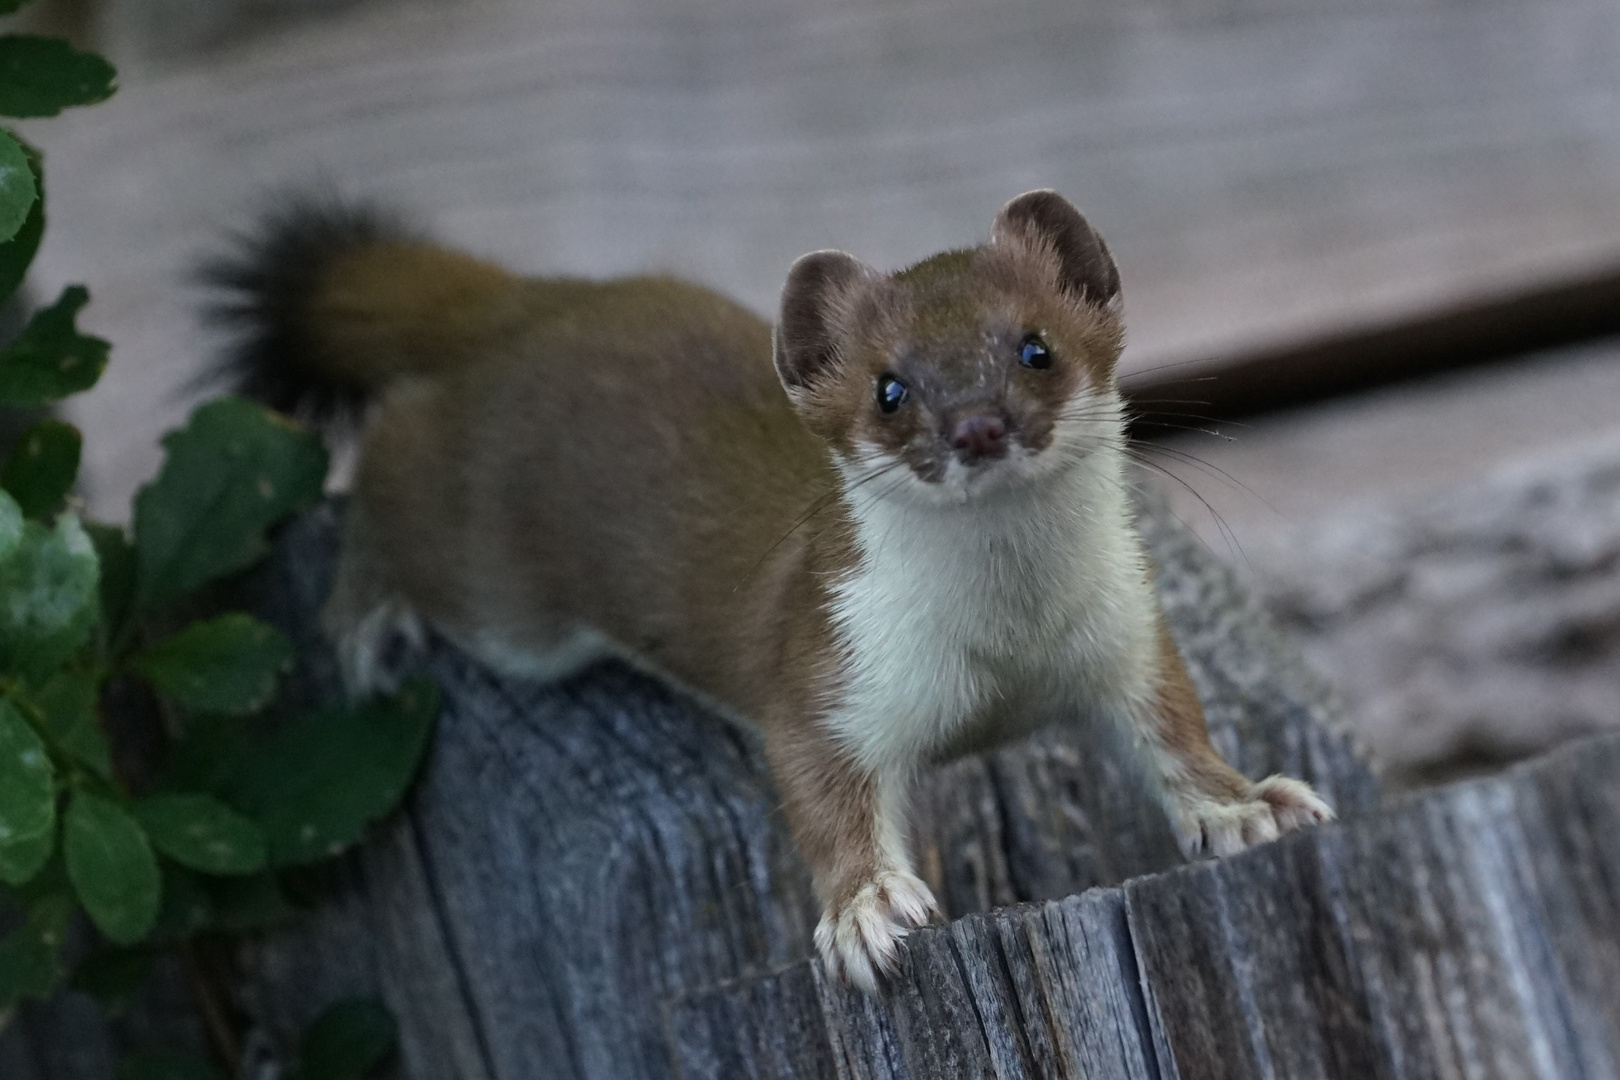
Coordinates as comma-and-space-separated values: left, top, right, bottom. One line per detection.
825, 447, 1162, 774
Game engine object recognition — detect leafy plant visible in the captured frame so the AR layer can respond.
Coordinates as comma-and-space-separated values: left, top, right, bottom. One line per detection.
0, 374, 439, 982
0, 4, 434, 1076
116, 997, 398, 1080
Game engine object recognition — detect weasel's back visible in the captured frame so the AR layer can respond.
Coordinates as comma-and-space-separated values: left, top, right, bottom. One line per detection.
198, 200, 835, 699
421, 275, 830, 692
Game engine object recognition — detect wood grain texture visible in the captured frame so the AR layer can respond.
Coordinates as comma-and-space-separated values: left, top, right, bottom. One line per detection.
0, 482, 1371, 1078
1128, 737, 1620, 1080
8, 473, 1615, 1078
233, 488, 1369, 1080
672, 891, 1161, 1080
681, 735, 1620, 1079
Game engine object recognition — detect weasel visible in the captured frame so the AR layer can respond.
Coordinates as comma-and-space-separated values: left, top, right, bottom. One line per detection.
204, 190, 1333, 992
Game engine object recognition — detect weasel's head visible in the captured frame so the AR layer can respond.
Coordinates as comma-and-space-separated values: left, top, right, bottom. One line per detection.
773, 190, 1126, 505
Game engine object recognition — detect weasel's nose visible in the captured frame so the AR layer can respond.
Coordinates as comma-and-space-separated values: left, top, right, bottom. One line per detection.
950, 414, 1008, 463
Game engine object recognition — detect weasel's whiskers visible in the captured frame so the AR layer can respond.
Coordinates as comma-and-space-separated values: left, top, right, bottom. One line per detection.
1130, 441, 1278, 516
1116, 355, 1223, 383
741, 458, 907, 587
1122, 448, 1248, 568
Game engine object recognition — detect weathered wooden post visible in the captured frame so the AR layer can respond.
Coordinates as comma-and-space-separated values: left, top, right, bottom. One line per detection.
221, 489, 1377, 1080
19, 487, 1616, 1078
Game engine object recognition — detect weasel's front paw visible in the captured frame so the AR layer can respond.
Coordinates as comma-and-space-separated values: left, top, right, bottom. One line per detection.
1170, 775, 1334, 859
332, 599, 425, 695
814, 871, 940, 994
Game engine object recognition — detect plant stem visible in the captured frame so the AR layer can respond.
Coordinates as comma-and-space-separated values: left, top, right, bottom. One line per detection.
179, 938, 243, 1078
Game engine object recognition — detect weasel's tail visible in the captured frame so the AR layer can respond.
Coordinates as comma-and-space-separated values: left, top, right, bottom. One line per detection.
198, 195, 525, 433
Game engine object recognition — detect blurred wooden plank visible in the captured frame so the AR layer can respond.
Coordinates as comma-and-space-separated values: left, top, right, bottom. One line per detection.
1242, 423, 1620, 787
19, 0, 1620, 516
1128, 265, 1620, 431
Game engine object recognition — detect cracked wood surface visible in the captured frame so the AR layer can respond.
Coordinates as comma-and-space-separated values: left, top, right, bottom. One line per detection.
675, 732, 1620, 1079
244, 489, 1374, 1079
0, 484, 1376, 1078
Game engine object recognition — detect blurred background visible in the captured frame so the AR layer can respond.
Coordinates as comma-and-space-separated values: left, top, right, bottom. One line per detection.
13, 0, 1620, 787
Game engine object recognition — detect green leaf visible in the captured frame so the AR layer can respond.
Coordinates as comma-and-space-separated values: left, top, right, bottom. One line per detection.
0, 36, 116, 118
85, 520, 135, 649
298, 998, 398, 1080
132, 613, 292, 715
157, 712, 244, 796
0, 128, 33, 246
0, 697, 54, 847
201, 871, 297, 932
64, 790, 160, 945
0, 132, 40, 294
2, 417, 81, 518
118, 1048, 225, 1080
34, 669, 111, 777
0, 820, 52, 884
148, 862, 211, 940
0, 487, 19, 557
72, 944, 155, 1008
133, 793, 266, 876
133, 396, 327, 611
0, 285, 110, 407
0, 889, 71, 1007
0, 512, 99, 681
0, 0, 41, 18
231, 677, 438, 866
0, 690, 57, 885
143, 862, 298, 939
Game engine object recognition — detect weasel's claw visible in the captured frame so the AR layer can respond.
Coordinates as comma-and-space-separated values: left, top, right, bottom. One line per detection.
1171, 775, 1335, 860
814, 871, 939, 994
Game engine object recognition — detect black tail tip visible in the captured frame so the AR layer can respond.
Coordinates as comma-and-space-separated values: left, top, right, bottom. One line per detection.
194, 192, 417, 434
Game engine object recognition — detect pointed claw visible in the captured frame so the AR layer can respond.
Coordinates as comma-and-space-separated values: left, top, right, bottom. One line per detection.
1169, 776, 1334, 861
815, 871, 938, 995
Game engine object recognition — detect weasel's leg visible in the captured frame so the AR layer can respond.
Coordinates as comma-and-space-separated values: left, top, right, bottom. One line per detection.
1129, 623, 1335, 858
767, 720, 939, 993
324, 507, 425, 696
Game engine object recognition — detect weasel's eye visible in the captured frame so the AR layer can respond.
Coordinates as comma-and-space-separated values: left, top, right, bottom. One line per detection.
877, 375, 909, 414
1019, 334, 1052, 370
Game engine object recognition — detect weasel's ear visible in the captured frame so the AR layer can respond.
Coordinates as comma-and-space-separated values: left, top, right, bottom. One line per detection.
774, 250, 875, 394
992, 190, 1120, 306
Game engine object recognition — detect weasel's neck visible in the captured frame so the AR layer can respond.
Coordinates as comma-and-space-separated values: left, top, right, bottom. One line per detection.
820, 443, 1157, 773
832, 445, 1143, 641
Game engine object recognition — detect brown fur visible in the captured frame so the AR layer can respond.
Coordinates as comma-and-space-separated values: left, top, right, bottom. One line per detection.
252, 190, 1329, 992
1153, 622, 1252, 801
766, 715, 883, 910
310, 243, 533, 385
778, 238, 1124, 473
